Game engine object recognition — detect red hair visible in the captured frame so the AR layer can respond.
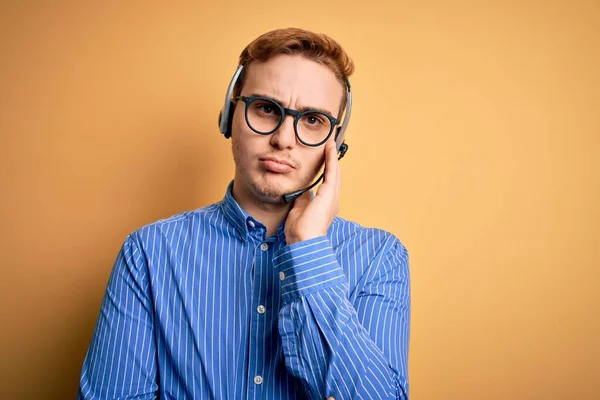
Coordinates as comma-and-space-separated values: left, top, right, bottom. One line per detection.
233, 28, 354, 113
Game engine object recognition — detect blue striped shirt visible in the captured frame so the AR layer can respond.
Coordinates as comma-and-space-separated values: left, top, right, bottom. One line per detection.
78, 181, 411, 399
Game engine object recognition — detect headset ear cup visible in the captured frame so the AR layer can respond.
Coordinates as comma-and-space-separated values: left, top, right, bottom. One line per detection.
224, 101, 235, 139
218, 102, 235, 139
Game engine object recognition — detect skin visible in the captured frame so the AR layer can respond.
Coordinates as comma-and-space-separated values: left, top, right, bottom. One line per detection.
230, 54, 344, 244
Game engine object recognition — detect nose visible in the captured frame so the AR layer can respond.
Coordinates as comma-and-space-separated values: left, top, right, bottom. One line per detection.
269, 115, 297, 150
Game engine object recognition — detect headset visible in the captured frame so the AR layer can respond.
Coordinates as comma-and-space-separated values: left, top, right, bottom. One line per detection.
218, 64, 352, 203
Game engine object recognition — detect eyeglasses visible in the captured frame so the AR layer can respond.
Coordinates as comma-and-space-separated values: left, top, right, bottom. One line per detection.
235, 96, 340, 147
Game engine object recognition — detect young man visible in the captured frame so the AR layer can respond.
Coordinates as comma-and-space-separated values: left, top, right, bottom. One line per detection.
79, 28, 410, 399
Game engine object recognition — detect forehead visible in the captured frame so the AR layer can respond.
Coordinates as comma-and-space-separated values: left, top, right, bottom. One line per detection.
241, 54, 344, 114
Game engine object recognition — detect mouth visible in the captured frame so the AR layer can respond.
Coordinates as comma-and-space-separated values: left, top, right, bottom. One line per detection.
259, 157, 295, 174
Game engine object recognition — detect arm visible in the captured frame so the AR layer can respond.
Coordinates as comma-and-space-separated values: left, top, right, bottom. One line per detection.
275, 234, 410, 399
78, 234, 158, 400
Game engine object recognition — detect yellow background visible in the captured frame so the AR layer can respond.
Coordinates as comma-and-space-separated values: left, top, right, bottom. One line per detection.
1, 1, 598, 399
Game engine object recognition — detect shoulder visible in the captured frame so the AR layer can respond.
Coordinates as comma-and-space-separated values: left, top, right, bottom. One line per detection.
128, 201, 224, 245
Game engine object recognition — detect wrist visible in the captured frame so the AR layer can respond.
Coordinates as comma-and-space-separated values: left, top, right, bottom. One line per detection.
286, 231, 326, 245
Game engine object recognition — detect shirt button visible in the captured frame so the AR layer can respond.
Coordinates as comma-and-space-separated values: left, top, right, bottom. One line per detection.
257, 305, 266, 314
247, 220, 255, 228
260, 243, 269, 251
254, 375, 263, 385
279, 271, 285, 281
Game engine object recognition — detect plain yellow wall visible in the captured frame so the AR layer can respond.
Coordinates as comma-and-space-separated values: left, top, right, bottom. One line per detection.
1, 1, 598, 399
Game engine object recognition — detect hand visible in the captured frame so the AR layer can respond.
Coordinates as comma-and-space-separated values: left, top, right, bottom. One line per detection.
285, 140, 341, 245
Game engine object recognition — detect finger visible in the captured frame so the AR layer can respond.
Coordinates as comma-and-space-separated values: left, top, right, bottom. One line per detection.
321, 140, 339, 189
291, 189, 311, 209
336, 145, 342, 192
330, 141, 342, 198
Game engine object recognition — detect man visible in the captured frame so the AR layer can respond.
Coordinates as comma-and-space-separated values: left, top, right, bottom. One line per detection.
79, 28, 410, 399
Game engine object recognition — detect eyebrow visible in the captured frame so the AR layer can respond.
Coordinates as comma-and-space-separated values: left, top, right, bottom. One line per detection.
249, 93, 335, 117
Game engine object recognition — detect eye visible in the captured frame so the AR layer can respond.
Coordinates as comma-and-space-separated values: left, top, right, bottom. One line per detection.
257, 104, 275, 114
251, 100, 279, 116
304, 114, 324, 126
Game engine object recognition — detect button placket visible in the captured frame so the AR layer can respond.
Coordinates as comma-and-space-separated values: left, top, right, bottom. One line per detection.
249, 239, 271, 394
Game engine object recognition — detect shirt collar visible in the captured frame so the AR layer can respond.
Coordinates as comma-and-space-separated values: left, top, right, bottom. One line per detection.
220, 180, 286, 242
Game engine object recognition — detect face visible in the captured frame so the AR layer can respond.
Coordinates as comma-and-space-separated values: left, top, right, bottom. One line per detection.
231, 54, 344, 204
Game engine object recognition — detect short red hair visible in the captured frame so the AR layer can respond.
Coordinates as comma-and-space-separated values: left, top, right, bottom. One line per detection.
233, 28, 354, 113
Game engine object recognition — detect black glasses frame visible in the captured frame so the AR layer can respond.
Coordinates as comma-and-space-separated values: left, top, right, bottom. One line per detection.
235, 96, 340, 147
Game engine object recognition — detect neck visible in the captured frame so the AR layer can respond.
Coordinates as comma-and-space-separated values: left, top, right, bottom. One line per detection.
231, 179, 291, 239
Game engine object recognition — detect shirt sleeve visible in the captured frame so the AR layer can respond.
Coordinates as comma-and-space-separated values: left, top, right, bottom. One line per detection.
274, 234, 410, 399
78, 234, 158, 400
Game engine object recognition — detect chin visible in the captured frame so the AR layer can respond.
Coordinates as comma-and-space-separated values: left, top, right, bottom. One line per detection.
250, 174, 294, 203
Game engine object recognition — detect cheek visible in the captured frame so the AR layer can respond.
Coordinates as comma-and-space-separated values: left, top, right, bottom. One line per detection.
303, 152, 326, 176
231, 113, 253, 154
231, 109, 245, 138
233, 132, 260, 162
232, 128, 266, 171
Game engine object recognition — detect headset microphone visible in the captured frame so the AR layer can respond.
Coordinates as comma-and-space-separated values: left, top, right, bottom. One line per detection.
282, 142, 348, 203
218, 65, 352, 204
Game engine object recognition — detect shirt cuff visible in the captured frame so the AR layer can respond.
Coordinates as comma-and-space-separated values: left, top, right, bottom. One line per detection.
273, 236, 346, 303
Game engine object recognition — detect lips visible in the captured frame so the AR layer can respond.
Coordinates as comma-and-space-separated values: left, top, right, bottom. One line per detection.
259, 157, 295, 174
